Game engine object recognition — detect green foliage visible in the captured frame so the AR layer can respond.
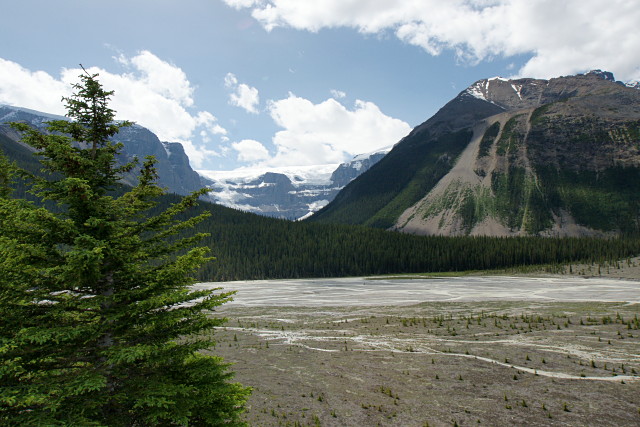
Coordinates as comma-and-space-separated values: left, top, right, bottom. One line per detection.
484, 158, 554, 235
529, 103, 553, 125
491, 168, 525, 230
458, 187, 495, 234
0, 71, 248, 425
523, 110, 640, 233
478, 121, 500, 158
624, 121, 640, 142
0, 132, 45, 201
535, 166, 640, 233
496, 115, 525, 156
0, 154, 16, 199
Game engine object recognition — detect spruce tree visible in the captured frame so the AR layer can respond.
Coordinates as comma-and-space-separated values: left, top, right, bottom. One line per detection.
0, 69, 249, 425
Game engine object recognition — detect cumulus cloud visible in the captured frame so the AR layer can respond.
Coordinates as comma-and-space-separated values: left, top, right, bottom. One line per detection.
330, 89, 346, 99
263, 93, 411, 166
224, 0, 262, 8
231, 139, 271, 162
0, 58, 72, 114
0, 52, 227, 168
224, 0, 640, 81
224, 72, 260, 113
117, 51, 195, 107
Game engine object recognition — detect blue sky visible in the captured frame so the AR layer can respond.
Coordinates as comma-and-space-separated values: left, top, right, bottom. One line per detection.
1, 0, 639, 171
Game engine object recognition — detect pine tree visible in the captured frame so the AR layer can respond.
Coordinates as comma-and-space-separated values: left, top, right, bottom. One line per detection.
0, 69, 249, 425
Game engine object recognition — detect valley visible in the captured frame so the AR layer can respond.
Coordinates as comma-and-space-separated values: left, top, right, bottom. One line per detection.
209, 272, 640, 426
3, 4, 640, 425
2, 69, 640, 426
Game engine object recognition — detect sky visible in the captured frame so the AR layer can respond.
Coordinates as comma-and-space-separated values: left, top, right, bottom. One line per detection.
1, 0, 639, 172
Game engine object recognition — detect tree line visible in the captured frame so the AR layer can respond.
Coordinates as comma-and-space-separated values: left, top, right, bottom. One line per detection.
154, 194, 640, 281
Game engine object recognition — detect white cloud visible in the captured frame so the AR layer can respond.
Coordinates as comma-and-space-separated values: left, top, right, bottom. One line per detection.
224, 72, 238, 87
127, 51, 195, 107
330, 89, 346, 99
231, 139, 271, 162
224, 0, 640, 81
263, 93, 411, 167
196, 111, 228, 136
0, 58, 72, 114
0, 52, 227, 168
224, 72, 260, 113
223, 0, 263, 8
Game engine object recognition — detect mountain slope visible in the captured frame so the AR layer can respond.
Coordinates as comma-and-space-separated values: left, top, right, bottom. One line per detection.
306, 84, 504, 228
310, 71, 640, 236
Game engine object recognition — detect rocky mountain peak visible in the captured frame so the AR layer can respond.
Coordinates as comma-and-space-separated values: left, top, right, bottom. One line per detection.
312, 70, 640, 236
462, 76, 548, 111
584, 69, 616, 82
461, 70, 629, 114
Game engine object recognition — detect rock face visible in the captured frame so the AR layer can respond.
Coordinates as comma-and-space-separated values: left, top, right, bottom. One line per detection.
329, 148, 390, 188
114, 125, 204, 195
0, 105, 205, 196
310, 71, 640, 236
200, 148, 390, 220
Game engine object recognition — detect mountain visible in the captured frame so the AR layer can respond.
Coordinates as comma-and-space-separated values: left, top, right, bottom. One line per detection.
329, 147, 391, 188
0, 104, 205, 196
309, 71, 640, 236
199, 146, 390, 220
0, 104, 390, 217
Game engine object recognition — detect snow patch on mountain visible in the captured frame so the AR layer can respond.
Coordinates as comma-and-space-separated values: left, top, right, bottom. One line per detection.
161, 141, 172, 157
198, 147, 392, 219
199, 164, 338, 188
511, 84, 523, 100
465, 81, 487, 101
351, 145, 393, 161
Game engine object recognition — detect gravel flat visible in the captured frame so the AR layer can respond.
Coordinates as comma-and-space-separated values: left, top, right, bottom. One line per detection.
196, 276, 640, 306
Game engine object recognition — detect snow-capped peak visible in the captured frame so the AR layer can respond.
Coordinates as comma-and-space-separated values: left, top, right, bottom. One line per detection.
465, 80, 489, 101
584, 69, 616, 82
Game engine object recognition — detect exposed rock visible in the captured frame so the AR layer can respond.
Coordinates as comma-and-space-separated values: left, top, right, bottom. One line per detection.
330, 149, 389, 188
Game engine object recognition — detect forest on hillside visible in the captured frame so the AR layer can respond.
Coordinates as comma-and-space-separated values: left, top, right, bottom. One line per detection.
4, 131, 640, 283
175, 194, 640, 281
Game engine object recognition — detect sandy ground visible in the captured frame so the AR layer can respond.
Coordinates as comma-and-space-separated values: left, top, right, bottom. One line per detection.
200, 259, 640, 426
196, 259, 640, 308
213, 301, 640, 426
557, 256, 640, 281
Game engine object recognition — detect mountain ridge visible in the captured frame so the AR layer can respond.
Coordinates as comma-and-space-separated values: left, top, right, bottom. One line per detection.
199, 147, 390, 220
310, 71, 640, 236
0, 103, 390, 219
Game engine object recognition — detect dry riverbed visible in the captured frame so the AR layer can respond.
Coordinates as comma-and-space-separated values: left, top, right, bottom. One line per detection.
207, 280, 640, 426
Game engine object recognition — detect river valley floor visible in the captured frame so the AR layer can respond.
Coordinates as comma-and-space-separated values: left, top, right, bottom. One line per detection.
202, 266, 640, 426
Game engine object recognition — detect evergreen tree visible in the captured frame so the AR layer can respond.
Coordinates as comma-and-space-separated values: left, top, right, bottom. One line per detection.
0, 69, 249, 425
